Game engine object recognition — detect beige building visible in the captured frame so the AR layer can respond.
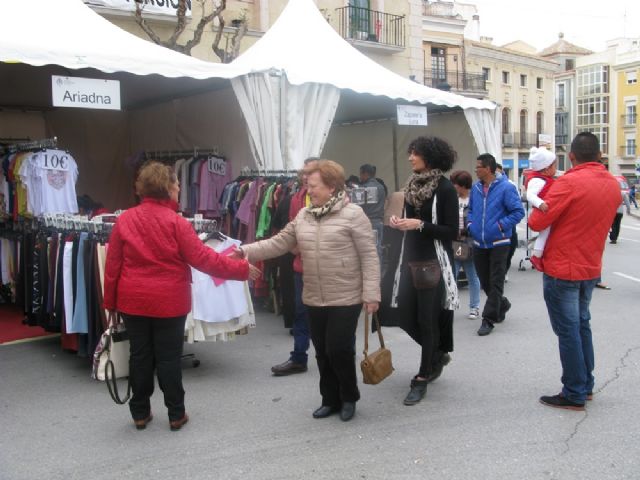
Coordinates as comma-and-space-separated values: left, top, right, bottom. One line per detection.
539, 33, 592, 172
609, 38, 640, 181
465, 39, 557, 181
85, 0, 417, 75
419, 0, 486, 99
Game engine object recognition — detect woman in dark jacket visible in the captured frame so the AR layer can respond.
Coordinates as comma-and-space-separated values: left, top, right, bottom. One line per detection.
384, 136, 459, 406
104, 162, 256, 431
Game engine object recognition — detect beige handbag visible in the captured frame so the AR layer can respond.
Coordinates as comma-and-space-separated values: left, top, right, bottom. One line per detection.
360, 312, 394, 385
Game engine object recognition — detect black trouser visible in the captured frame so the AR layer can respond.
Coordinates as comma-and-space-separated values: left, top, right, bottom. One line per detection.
400, 279, 443, 377
473, 245, 510, 324
308, 304, 361, 407
610, 213, 623, 241
122, 314, 187, 422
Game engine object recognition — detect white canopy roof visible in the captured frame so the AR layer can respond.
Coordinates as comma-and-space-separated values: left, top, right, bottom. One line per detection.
0, 0, 245, 80
231, 0, 495, 111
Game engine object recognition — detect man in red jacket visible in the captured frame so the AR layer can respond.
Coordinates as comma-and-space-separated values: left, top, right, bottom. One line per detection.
529, 132, 620, 411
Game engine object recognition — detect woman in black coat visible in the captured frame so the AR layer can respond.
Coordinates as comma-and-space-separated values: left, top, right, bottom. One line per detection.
384, 136, 459, 406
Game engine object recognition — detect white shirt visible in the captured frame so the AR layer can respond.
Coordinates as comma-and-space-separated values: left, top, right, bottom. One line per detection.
191, 237, 249, 323
24, 149, 79, 215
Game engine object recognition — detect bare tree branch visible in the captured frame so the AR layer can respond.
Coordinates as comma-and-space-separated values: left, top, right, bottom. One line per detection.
229, 20, 248, 61
183, 0, 225, 55
133, 0, 245, 61
166, 0, 189, 47
134, 3, 164, 46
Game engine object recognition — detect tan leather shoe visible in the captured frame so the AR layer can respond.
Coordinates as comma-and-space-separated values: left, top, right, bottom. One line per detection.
134, 413, 153, 430
169, 414, 189, 431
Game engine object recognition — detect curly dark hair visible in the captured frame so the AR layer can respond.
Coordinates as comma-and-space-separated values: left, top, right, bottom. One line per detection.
407, 136, 457, 172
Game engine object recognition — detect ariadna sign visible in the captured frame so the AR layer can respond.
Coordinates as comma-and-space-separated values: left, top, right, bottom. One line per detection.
83, 0, 192, 17
52, 76, 121, 111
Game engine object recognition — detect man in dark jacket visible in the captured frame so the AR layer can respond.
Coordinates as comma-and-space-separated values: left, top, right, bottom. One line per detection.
468, 153, 525, 336
359, 164, 387, 262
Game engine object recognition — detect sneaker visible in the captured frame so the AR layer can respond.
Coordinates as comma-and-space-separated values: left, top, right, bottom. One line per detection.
539, 394, 585, 411
468, 308, 480, 320
477, 319, 494, 336
587, 392, 593, 401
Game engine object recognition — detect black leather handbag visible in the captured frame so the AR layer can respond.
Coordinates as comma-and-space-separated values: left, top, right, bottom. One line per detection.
407, 259, 441, 290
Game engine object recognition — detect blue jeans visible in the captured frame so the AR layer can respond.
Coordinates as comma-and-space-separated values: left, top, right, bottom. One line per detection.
290, 272, 310, 365
453, 257, 480, 310
542, 274, 597, 404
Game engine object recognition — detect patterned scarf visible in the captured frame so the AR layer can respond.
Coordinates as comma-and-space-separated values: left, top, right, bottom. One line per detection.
404, 169, 444, 209
307, 190, 345, 219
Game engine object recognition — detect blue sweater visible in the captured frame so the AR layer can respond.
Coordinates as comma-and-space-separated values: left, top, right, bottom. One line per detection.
467, 174, 525, 249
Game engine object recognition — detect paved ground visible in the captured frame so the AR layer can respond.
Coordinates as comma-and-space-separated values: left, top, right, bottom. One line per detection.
1, 214, 639, 480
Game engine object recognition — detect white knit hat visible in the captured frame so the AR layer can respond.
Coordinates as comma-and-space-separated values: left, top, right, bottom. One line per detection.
529, 147, 556, 171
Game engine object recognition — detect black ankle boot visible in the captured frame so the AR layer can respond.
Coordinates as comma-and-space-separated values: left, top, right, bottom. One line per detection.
403, 377, 428, 406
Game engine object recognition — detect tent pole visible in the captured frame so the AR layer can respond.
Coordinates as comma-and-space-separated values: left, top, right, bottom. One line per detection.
279, 74, 287, 169
392, 120, 399, 192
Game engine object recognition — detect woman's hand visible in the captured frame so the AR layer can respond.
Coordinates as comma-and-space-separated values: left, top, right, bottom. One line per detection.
228, 247, 245, 259
248, 264, 262, 281
364, 302, 379, 314
389, 215, 423, 231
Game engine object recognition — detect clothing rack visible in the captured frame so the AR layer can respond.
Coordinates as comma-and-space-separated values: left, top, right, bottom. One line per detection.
0, 136, 58, 154
239, 168, 299, 177
144, 147, 223, 161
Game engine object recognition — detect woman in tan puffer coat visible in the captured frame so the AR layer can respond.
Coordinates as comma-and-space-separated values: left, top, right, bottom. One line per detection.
238, 160, 380, 422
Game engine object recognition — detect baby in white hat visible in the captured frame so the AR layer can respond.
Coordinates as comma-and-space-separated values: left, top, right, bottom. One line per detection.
525, 146, 557, 271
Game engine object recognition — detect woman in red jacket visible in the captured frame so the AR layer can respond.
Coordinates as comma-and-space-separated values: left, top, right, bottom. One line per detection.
104, 162, 255, 431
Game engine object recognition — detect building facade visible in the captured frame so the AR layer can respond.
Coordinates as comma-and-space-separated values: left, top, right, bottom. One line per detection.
612, 40, 640, 181
539, 33, 592, 172
465, 39, 557, 182
84, 0, 417, 75
419, 1, 486, 98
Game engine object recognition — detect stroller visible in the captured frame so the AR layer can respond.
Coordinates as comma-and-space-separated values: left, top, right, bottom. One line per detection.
518, 173, 538, 271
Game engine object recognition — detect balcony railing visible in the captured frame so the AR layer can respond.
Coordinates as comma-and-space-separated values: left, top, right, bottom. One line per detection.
502, 132, 539, 148
422, 1, 458, 17
336, 6, 405, 48
424, 71, 486, 92
621, 113, 637, 127
620, 145, 637, 157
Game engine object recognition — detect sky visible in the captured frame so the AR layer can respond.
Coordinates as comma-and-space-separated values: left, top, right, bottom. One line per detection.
467, 0, 640, 53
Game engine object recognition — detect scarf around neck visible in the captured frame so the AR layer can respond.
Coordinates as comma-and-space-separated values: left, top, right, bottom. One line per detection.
404, 169, 444, 209
307, 190, 345, 219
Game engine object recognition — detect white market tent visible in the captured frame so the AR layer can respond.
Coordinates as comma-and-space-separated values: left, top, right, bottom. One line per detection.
1, 0, 500, 205
0, 0, 247, 80
229, 0, 500, 177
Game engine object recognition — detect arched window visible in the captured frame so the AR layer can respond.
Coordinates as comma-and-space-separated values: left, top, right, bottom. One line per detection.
520, 109, 528, 145
536, 111, 544, 134
502, 108, 510, 134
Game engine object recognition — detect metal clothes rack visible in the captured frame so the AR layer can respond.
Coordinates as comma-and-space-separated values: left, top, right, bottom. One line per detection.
144, 147, 223, 162
239, 168, 299, 177
0, 136, 58, 154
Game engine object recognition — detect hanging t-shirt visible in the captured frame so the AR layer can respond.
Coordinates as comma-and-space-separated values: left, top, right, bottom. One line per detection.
24, 149, 79, 215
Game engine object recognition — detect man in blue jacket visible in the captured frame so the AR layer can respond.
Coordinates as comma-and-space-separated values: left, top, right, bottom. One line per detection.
467, 153, 525, 336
